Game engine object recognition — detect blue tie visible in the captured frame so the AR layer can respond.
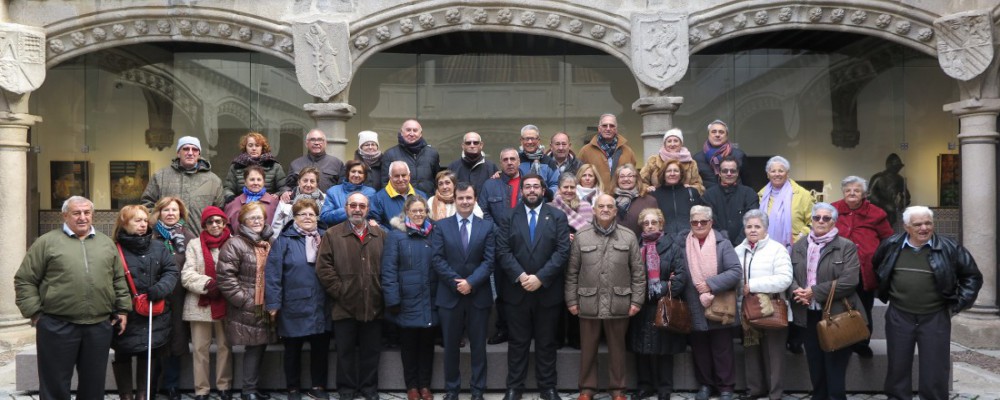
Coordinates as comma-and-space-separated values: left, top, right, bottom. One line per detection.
460, 218, 469, 252
529, 209, 537, 243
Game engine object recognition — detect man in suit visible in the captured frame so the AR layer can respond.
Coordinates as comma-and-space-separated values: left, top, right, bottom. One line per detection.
495, 173, 571, 400
431, 182, 496, 400
478, 148, 523, 344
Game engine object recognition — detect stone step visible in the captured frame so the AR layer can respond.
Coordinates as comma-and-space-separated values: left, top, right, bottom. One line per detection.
16, 336, 927, 393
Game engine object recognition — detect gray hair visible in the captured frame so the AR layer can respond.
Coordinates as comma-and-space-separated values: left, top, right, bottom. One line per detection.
61, 196, 95, 213
558, 172, 578, 186
520, 125, 540, 137
765, 155, 791, 172
812, 202, 838, 222
902, 206, 934, 225
841, 175, 868, 193
599, 113, 617, 124
499, 147, 519, 158
707, 119, 729, 131
388, 160, 410, 175
742, 209, 769, 230
690, 205, 713, 220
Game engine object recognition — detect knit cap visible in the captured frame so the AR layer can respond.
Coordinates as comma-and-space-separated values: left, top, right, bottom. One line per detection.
176, 136, 202, 152
358, 130, 379, 149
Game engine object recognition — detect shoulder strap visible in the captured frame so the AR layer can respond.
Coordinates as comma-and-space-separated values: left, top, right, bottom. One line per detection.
823, 278, 837, 317
117, 244, 139, 298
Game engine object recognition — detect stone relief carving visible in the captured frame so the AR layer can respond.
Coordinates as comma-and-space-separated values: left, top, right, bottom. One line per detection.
92, 28, 107, 41
918, 28, 933, 41
157, 20, 172, 34
112, 24, 127, 38
830, 9, 845, 23
732, 14, 747, 28
375, 26, 391, 41
354, 35, 369, 49
135, 21, 149, 35
689, 28, 702, 44
568, 19, 583, 33
70, 32, 86, 46
546, 14, 561, 29
0, 25, 46, 95
808, 8, 823, 22
708, 21, 723, 36
399, 18, 414, 33
632, 12, 688, 91
875, 14, 892, 28
262, 32, 276, 46
294, 21, 351, 101
497, 9, 513, 24
218, 24, 233, 38
445, 8, 462, 24
754, 11, 769, 25
239, 27, 253, 41
195, 21, 210, 35
612, 32, 628, 47
47, 39, 64, 53
521, 11, 536, 26
850, 10, 867, 24
472, 9, 488, 24
418, 14, 436, 29
895, 21, 911, 34
935, 10, 994, 81
178, 20, 193, 35
778, 8, 792, 22
591, 25, 606, 39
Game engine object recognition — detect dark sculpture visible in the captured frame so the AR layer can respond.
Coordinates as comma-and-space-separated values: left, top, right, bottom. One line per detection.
868, 153, 910, 226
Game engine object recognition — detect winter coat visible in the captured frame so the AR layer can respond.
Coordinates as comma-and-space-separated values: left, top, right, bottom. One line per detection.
628, 234, 688, 355
517, 152, 560, 196
180, 240, 222, 322
354, 150, 386, 191
316, 222, 387, 322
565, 224, 645, 319
223, 158, 287, 202
381, 219, 439, 328
152, 228, 196, 355
381, 144, 441, 195
371, 186, 428, 232
547, 152, 583, 176
224, 192, 280, 233
693, 146, 748, 190
651, 183, 703, 235
759, 179, 815, 247
735, 235, 793, 297
702, 183, 760, 246
577, 134, 638, 195
478, 174, 519, 228
615, 195, 658, 239
677, 229, 743, 331
141, 158, 225, 234
112, 240, 179, 354
321, 183, 377, 227
789, 235, 866, 328
216, 226, 277, 346
448, 157, 499, 194
271, 192, 326, 233
873, 233, 982, 314
265, 225, 330, 338
639, 155, 704, 195
832, 199, 894, 291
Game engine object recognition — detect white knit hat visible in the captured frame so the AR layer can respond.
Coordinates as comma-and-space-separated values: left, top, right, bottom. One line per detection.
176, 136, 202, 152
358, 130, 379, 149
663, 128, 683, 144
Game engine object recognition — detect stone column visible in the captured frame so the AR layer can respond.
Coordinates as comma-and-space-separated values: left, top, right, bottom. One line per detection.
305, 102, 355, 160
632, 96, 684, 159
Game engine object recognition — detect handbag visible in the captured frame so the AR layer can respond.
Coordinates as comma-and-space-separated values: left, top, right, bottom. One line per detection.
654, 282, 691, 334
704, 290, 737, 325
816, 279, 869, 352
118, 244, 166, 317
740, 250, 788, 330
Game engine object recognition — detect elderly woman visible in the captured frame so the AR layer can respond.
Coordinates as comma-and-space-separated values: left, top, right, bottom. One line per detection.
224, 166, 279, 233
111, 205, 178, 400
831, 176, 893, 358
150, 197, 197, 399
224, 131, 286, 203
628, 208, 688, 400
640, 128, 704, 194
272, 167, 326, 232
181, 206, 234, 400
321, 160, 378, 227
266, 199, 331, 400
790, 203, 864, 400
575, 163, 604, 205
355, 130, 385, 189
612, 163, 658, 238
734, 209, 793, 400
652, 159, 704, 235
553, 172, 594, 237
758, 156, 814, 250
428, 170, 482, 221
382, 195, 438, 400
217, 202, 277, 400
679, 205, 742, 400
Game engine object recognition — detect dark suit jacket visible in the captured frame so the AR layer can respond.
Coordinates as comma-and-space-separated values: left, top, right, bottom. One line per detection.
431, 215, 496, 309
495, 203, 571, 307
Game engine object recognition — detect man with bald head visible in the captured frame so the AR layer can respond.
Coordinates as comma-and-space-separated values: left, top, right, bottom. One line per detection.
578, 114, 638, 194
381, 119, 440, 195
546, 131, 581, 175
280, 129, 345, 196
448, 131, 499, 193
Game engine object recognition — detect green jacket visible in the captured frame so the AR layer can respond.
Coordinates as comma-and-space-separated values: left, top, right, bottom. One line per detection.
141, 158, 225, 234
14, 229, 132, 324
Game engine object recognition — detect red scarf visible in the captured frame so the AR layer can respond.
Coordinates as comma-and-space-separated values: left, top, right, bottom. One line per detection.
199, 228, 231, 319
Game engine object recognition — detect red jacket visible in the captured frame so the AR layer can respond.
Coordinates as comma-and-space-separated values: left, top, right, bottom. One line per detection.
833, 199, 894, 290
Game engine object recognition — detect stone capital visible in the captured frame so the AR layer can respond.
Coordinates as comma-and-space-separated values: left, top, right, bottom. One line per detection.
632, 95, 684, 115
304, 102, 357, 120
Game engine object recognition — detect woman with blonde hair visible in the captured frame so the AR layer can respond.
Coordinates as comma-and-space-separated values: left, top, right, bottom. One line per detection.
224, 131, 287, 203
575, 164, 604, 205
611, 163, 657, 237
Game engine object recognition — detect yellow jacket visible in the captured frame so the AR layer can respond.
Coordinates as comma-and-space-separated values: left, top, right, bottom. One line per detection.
758, 179, 815, 244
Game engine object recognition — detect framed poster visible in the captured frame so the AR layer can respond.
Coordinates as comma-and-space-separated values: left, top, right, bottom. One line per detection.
938, 154, 960, 207
50, 161, 89, 209
110, 161, 150, 209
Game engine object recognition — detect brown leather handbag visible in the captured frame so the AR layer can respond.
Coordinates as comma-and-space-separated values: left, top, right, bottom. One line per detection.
704, 290, 737, 325
816, 279, 870, 352
742, 292, 788, 330
654, 283, 691, 334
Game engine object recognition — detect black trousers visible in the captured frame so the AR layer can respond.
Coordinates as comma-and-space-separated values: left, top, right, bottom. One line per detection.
556, 305, 580, 347
884, 305, 951, 400
36, 314, 114, 400
855, 282, 875, 348
634, 354, 674, 396
283, 332, 331, 390
399, 327, 436, 389
112, 347, 163, 397
504, 297, 560, 390
803, 310, 852, 400
440, 301, 490, 394
333, 319, 382, 395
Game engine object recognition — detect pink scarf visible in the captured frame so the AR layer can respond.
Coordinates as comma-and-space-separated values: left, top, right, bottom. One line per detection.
807, 227, 839, 288
659, 146, 693, 163
641, 231, 663, 299
686, 229, 719, 308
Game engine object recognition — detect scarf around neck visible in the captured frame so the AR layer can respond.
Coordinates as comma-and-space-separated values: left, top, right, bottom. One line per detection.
642, 231, 663, 299
760, 181, 794, 249
598, 135, 619, 158
293, 222, 320, 263
237, 224, 273, 310
577, 186, 599, 204
807, 227, 839, 288
686, 229, 719, 309
243, 186, 265, 202
405, 217, 433, 237
613, 187, 639, 217
117, 230, 152, 255
702, 141, 733, 176
659, 146, 693, 163
199, 227, 231, 319
462, 151, 484, 166
155, 220, 187, 254
233, 152, 276, 167
398, 132, 428, 155
292, 188, 324, 203
520, 147, 546, 175
358, 149, 383, 167
592, 219, 617, 236
554, 195, 592, 232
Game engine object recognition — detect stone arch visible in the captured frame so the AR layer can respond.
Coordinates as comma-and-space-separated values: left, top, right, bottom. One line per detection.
216, 97, 263, 132
43, 8, 295, 68
689, 3, 940, 56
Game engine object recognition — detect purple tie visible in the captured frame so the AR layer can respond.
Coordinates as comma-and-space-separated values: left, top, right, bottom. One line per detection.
460, 218, 469, 252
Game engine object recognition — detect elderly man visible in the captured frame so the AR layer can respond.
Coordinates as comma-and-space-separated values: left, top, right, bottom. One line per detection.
693, 120, 748, 190
280, 129, 345, 195
578, 114, 638, 194
316, 192, 387, 400
371, 161, 428, 231
142, 136, 225, 233
447, 131, 499, 193
565, 194, 644, 400
381, 119, 440, 195
517, 125, 560, 197
546, 131, 581, 175
15, 196, 132, 400
873, 206, 982, 400
701, 156, 759, 246
478, 148, 523, 344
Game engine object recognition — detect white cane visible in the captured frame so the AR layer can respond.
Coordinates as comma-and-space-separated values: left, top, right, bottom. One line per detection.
145, 296, 153, 400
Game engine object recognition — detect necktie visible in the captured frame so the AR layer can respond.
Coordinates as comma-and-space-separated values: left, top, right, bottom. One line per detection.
529, 209, 537, 243
460, 218, 469, 252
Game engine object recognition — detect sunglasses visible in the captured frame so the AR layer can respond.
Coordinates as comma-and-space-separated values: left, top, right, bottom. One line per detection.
690, 219, 711, 227
464, 140, 481, 145
812, 215, 833, 222
205, 219, 226, 226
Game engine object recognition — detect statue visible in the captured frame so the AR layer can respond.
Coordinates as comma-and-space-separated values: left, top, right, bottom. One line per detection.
869, 153, 911, 226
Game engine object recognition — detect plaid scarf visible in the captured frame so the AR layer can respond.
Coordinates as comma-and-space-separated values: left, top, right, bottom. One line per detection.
702, 141, 733, 176
598, 135, 619, 158
553, 195, 593, 232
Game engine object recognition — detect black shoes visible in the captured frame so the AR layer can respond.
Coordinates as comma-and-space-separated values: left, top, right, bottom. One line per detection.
193, 396, 208, 400
307, 388, 330, 400
719, 392, 734, 400
631, 389, 654, 400
488, 330, 509, 345
470, 393, 485, 400
362, 391, 380, 400
785, 342, 804, 354
442, 393, 460, 400
241, 392, 269, 400
288, 390, 302, 400
540, 388, 562, 400
502, 388, 523, 400
165, 388, 182, 400
219, 389, 234, 400
738, 393, 765, 400
338, 391, 357, 400
853, 344, 875, 358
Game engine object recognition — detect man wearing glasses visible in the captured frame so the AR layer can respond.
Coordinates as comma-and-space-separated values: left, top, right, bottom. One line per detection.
701, 156, 759, 246
578, 114, 638, 194
447, 131, 499, 193
142, 136, 225, 234
517, 125, 560, 198
693, 120, 748, 190
280, 129, 345, 197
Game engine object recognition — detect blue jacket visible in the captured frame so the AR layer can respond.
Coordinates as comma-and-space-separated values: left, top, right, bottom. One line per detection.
479, 174, 519, 230
370, 186, 428, 232
381, 222, 439, 328
518, 152, 560, 198
321, 183, 376, 227
264, 225, 330, 338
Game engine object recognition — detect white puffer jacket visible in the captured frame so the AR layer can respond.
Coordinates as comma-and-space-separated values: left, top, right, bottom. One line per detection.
735, 235, 793, 295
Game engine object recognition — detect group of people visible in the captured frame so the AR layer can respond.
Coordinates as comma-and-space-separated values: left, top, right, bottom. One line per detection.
13, 115, 983, 400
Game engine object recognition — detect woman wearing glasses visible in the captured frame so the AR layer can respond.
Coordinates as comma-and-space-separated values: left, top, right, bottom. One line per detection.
271, 167, 326, 232
265, 199, 331, 400
611, 163, 657, 238
428, 170, 482, 221
224, 166, 279, 233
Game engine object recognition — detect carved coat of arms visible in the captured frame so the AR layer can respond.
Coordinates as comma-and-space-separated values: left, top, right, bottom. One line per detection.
0, 24, 46, 95
293, 21, 351, 101
935, 11, 994, 81
631, 13, 688, 91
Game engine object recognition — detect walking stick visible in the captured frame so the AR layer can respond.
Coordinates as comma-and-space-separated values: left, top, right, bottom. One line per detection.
145, 289, 154, 400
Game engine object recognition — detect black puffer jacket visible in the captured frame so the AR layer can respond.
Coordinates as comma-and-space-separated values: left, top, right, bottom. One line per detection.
217, 225, 278, 346
652, 183, 703, 235
701, 183, 759, 246
628, 233, 688, 355
380, 144, 441, 195
873, 233, 983, 314
112, 236, 178, 354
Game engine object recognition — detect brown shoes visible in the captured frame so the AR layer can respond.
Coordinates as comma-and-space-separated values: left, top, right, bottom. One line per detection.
406, 389, 419, 400
419, 388, 432, 400
577, 392, 592, 400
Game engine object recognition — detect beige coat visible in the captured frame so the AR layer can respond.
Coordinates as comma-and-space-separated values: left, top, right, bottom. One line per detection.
639, 154, 705, 195
565, 224, 646, 319
577, 134, 638, 194
180, 240, 221, 322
